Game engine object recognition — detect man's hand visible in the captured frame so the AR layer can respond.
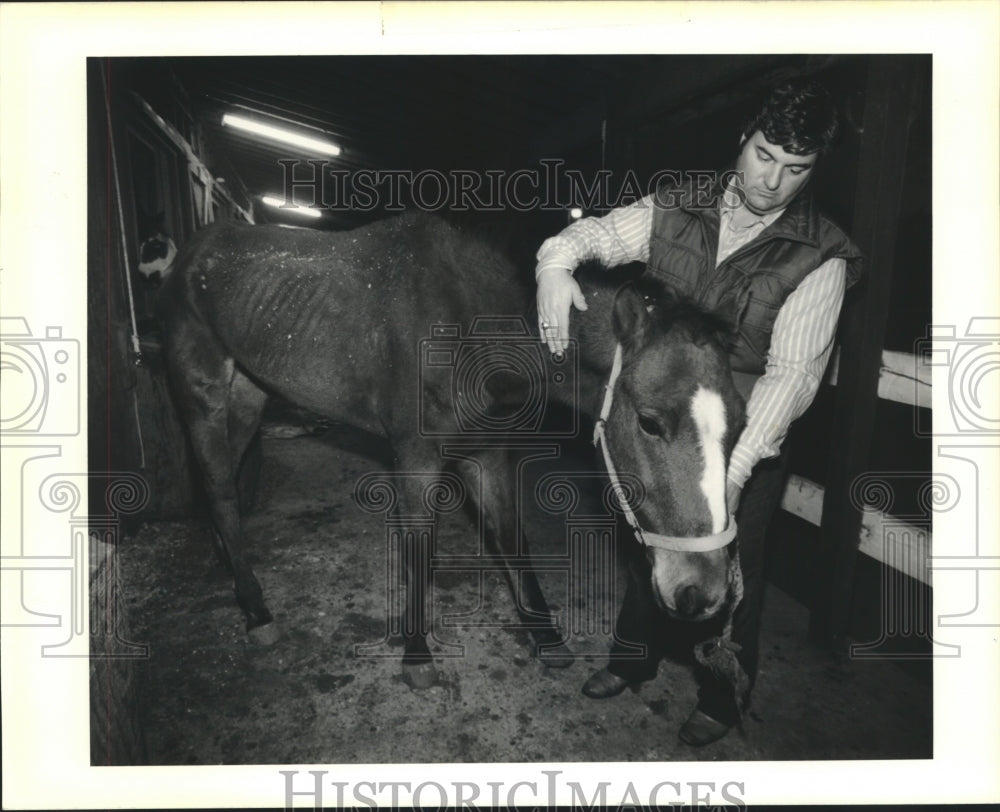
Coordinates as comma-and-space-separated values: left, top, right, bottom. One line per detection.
536, 266, 588, 355
726, 476, 743, 518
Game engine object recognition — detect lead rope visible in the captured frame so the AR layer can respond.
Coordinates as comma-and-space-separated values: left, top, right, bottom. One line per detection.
694, 545, 750, 725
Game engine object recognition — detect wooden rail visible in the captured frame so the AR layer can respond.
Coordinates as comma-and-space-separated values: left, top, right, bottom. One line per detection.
781, 346, 931, 584
780, 473, 930, 586
825, 347, 931, 409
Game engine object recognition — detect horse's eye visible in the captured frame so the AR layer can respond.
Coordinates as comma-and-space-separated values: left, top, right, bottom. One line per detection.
637, 413, 661, 437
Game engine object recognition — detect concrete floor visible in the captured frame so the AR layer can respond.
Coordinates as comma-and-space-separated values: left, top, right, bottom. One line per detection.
119, 413, 932, 764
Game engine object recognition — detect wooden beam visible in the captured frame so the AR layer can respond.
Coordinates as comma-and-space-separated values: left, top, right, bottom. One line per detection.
131, 91, 254, 224
780, 474, 931, 587
781, 473, 824, 526
809, 56, 922, 651
825, 348, 932, 409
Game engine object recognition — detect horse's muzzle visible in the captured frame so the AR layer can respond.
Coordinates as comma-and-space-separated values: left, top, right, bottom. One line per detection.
675, 584, 710, 618
654, 582, 727, 622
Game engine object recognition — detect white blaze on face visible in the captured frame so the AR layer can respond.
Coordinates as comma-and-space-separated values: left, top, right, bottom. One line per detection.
691, 385, 728, 534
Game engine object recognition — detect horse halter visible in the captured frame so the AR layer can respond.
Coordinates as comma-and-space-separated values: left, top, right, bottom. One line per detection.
592, 344, 738, 552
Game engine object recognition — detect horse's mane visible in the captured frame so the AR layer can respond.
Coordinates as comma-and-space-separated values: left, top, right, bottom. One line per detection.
632, 276, 738, 352
575, 262, 738, 353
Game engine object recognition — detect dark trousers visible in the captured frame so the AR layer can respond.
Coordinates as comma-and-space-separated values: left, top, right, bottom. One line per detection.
605, 447, 791, 725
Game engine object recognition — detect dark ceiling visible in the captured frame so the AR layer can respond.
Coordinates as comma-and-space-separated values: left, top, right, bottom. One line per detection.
166, 56, 804, 178
125, 54, 854, 229
172, 55, 645, 171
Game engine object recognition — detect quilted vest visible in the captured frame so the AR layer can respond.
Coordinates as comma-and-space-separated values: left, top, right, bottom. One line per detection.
647, 178, 864, 376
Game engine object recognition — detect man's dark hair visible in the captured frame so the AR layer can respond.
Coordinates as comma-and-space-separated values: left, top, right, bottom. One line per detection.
741, 78, 839, 157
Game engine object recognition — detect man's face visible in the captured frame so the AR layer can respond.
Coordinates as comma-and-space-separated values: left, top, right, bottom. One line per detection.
734, 130, 817, 215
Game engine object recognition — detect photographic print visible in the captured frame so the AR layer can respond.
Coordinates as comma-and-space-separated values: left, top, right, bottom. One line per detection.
2, 3, 998, 809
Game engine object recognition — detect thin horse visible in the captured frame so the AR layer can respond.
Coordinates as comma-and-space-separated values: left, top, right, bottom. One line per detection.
160, 212, 744, 688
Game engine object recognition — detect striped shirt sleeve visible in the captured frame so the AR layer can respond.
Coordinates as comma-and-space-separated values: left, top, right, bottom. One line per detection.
727, 256, 847, 488
535, 196, 655, 276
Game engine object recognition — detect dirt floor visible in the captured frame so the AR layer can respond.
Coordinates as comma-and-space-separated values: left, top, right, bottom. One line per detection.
119, 409, 932, 764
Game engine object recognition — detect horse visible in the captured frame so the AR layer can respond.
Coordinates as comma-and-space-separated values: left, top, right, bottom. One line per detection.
159, 211, 745, 689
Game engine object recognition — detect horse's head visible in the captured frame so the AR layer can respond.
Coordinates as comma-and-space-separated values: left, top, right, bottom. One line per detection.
604, 281, 746, 621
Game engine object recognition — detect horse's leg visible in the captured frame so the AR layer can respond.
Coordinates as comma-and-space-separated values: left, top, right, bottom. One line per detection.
391, 439, 444, 690
228, 368, 267, 514
203, 370, 267, 567
165, 331, 276, 643
449, 447, 573, 668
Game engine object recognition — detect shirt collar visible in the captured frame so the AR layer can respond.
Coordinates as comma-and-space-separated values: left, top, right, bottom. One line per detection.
720, 179, 785, 230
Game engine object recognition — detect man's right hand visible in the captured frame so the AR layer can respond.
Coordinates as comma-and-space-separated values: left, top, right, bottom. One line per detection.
536, 266, 588, 355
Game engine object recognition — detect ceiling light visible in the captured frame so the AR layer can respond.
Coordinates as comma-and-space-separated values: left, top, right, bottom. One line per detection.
570, 208, 583, 219
223, 113, 341, 156
261, 195, 322, 219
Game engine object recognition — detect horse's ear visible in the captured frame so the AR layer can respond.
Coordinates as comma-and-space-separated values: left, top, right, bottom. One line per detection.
612, 283, 651, 347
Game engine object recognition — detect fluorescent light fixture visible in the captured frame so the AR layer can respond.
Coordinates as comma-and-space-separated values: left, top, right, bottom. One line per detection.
222, 113, 341, 156
570, 207, 583, 219
261, 195, 322, 219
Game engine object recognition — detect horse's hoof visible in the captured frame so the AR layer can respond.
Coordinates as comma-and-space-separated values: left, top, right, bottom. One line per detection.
402, 661, 438, 690
538, 641, 574, 668
248, 621, 281, 646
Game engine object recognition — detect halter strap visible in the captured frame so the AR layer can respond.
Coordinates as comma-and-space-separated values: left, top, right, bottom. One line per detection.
592, 343, 737, 552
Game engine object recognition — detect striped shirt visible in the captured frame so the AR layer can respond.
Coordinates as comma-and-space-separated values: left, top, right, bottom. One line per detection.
535, 194, 846, 489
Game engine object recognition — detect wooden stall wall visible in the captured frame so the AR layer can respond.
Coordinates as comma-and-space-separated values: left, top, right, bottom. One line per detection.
809, 57, 933, 668
87, 59, 253, 522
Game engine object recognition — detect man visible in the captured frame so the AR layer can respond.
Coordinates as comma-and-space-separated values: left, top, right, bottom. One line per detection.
535, 78, 863, 745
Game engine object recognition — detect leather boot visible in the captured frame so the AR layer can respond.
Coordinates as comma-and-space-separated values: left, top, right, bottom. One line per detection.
581, 668, 629, 699
678, 708, 732, 746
